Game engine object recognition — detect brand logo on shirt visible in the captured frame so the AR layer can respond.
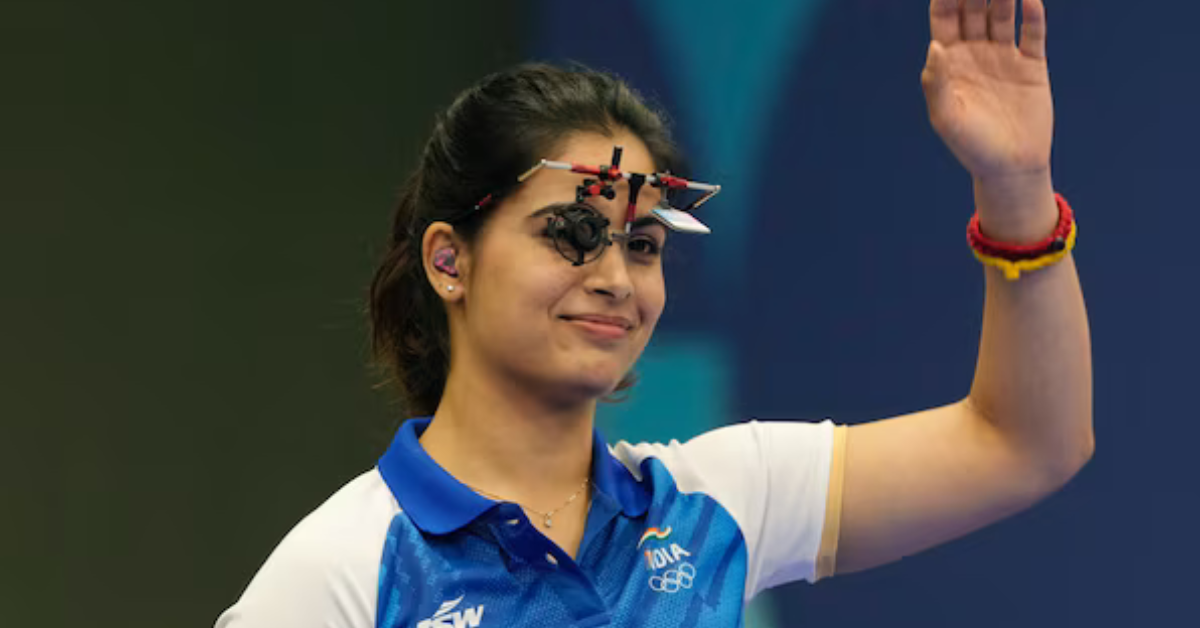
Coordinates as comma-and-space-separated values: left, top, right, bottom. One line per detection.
641, 525, 696, 594
417, 596, 485, 628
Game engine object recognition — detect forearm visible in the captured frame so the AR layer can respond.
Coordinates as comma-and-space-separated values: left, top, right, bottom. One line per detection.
966, 171, 1095, 482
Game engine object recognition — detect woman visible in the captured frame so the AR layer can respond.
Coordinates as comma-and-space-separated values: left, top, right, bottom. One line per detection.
217, 1, 1092, 626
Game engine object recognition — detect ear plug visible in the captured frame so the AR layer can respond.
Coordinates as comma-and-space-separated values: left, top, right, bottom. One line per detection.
433, 248, 459, 277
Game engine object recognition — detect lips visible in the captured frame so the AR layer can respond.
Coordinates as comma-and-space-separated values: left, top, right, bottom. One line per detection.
561, 314, 635, 330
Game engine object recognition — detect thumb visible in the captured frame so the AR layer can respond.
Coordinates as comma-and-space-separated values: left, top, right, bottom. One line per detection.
920, 41, 949, 97
920, 41, 957, 128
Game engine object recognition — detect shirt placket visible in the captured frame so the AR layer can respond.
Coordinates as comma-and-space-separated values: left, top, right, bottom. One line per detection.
487, 503, 612, 627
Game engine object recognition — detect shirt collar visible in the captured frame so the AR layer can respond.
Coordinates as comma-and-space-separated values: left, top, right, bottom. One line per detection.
377, 417, 649, 535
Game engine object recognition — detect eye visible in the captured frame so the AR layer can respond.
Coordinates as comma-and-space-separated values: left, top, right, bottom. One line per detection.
626, 236, 661, 257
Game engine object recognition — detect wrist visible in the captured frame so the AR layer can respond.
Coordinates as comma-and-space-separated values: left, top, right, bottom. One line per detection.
972, 169, 1058, 244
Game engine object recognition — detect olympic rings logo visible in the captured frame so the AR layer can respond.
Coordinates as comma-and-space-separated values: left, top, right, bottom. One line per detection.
648, 562, 696, 593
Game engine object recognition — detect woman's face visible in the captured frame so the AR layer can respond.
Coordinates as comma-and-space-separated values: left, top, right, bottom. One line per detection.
451, 130, 668, 405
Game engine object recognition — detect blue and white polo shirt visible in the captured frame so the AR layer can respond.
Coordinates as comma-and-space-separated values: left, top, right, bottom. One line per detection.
216, 417, 846, 627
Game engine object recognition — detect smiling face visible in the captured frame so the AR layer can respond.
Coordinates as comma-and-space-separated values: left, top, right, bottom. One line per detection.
435, 130, 669, 406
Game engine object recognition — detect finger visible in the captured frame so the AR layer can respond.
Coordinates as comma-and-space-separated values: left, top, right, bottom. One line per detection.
930, 0, 961, 44
962, 0, 989, 41
1020, 0, 1048, 59
989, 0, 1018, 44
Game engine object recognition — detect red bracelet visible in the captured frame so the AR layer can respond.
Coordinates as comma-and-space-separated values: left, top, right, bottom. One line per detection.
966, 193, 1078, 281
967, 193, 1074, 260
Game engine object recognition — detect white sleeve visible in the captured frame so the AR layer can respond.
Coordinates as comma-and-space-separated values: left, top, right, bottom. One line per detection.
214, 471, 397, 628
613, 419, 845, 601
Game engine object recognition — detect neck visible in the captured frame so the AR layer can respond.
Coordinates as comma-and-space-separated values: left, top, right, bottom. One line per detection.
419, 357, 597, 512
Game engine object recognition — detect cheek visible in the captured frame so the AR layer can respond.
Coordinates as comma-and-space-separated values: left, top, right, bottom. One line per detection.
475, 254, 574, 326
636, 272, 667, 329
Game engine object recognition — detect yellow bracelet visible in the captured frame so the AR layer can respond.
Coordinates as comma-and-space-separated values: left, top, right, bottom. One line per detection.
971, 219, 1078, 281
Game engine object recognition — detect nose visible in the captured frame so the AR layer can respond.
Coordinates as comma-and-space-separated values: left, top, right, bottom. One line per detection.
583, 238, 634, 301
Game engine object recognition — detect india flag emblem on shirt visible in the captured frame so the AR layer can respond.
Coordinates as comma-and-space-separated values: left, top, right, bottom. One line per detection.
638, 527, 672, 548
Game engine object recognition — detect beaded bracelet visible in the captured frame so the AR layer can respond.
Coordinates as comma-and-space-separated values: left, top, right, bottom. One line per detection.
967, 193, 1077, 281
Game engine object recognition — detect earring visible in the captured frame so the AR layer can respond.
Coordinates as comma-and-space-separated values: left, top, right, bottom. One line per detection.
446, 285, 456, 292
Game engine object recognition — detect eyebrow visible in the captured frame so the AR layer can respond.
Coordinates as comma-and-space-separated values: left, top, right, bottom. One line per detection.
629, 215, 664, 232
527, 203, 570, 220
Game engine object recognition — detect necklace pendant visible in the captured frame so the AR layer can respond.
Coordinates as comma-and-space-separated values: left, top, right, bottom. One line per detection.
544, 514, 553, 528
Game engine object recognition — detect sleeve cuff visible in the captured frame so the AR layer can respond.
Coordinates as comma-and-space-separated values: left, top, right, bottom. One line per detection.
814, 424, 848, 582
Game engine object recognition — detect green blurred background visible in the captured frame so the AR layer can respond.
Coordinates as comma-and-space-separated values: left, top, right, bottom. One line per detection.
2, 2, 527, 625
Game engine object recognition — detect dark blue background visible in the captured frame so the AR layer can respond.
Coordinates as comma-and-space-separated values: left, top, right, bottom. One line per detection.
537, 1, 1200, 625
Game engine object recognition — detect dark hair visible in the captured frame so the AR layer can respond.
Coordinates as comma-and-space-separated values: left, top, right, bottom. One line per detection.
368, 63, 681, 417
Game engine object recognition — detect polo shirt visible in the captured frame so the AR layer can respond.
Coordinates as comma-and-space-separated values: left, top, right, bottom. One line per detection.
215, 417, 846, 628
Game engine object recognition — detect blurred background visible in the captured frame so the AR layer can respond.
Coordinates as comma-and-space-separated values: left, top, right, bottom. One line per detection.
3, 1, 1197, 626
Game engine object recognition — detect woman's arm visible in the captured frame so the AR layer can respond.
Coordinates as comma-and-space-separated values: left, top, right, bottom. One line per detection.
828, 0, 1094, 575
835, 182, 1091, 575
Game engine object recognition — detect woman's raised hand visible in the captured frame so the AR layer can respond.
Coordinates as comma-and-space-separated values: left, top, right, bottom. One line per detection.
921, 0, 1054, 181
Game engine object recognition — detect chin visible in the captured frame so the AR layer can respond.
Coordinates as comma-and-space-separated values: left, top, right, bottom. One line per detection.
549, 364, 627, 403
577, 372, 625, 398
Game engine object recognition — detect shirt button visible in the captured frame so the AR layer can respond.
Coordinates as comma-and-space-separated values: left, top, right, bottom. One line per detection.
545, 553, 558, 566
506, 519, 521, 526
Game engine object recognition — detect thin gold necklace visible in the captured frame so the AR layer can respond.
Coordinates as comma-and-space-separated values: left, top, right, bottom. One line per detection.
467, 477, 590, 529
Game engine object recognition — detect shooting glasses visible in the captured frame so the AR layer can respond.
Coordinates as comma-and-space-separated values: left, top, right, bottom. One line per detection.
467, 146, 721, 266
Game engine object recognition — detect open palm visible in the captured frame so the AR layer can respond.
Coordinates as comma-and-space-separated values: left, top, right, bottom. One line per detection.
922, 0, 1054, 179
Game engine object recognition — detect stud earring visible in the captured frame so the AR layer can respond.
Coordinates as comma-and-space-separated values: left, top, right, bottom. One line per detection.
446, 285, 456, 292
